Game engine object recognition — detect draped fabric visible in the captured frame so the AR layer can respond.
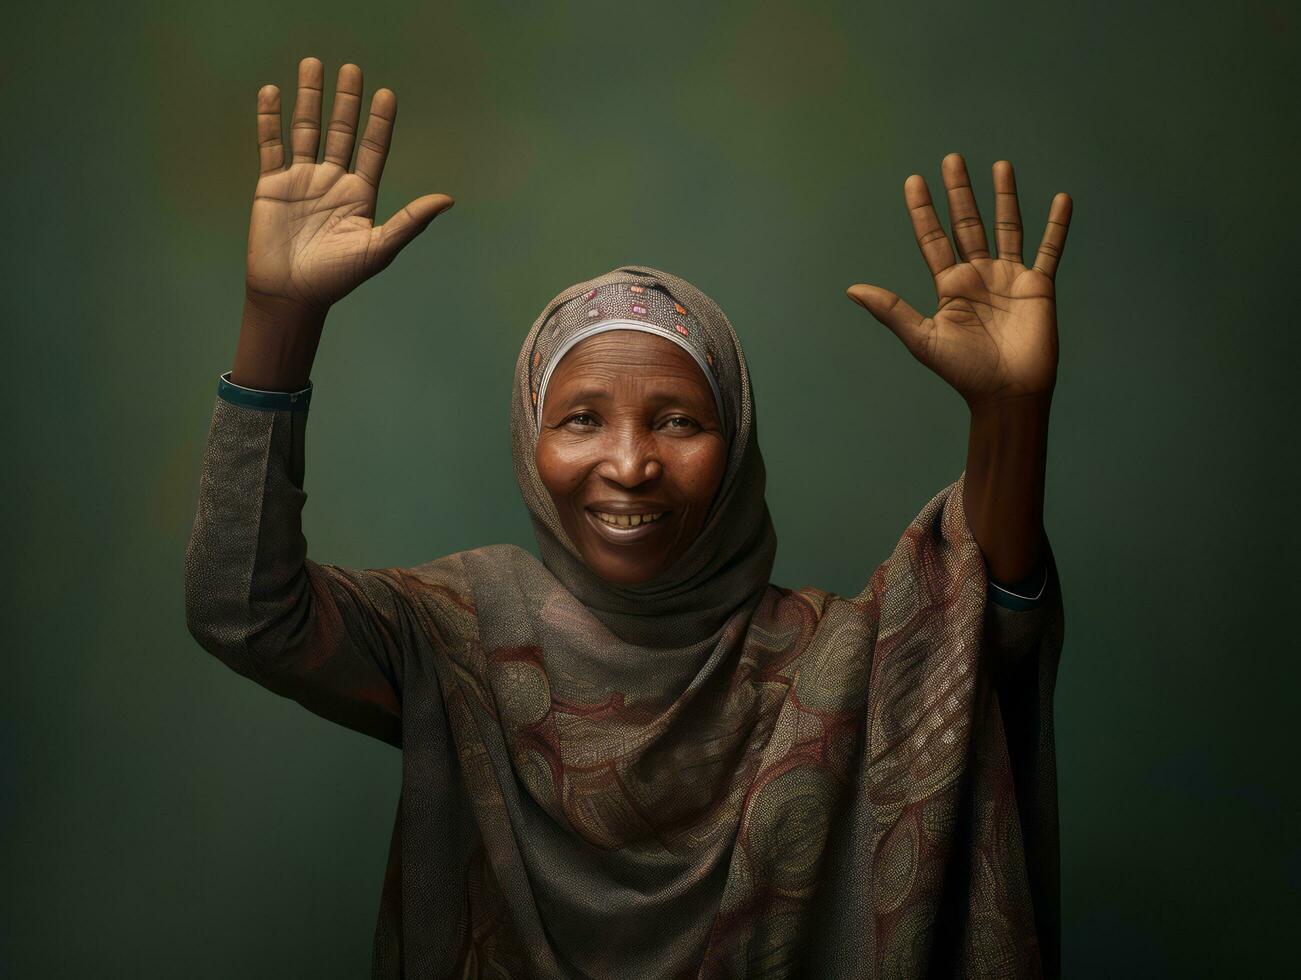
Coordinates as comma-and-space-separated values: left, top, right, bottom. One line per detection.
185, 266, 1063, 978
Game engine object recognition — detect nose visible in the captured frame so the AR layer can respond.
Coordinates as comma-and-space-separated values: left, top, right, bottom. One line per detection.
597, 426, 662, 488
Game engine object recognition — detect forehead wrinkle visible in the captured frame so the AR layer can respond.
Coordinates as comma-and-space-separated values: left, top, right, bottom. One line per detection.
548, 334, 715, 408
549, 364, 712, 401
550, 362, 707, 392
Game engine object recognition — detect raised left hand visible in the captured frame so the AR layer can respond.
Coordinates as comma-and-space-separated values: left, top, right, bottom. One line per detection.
847, 153, 1072, 411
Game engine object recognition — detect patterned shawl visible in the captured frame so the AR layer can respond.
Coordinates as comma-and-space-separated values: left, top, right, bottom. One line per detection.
388, 265, 1062, 976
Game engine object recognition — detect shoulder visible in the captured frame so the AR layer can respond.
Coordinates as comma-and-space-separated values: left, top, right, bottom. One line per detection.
410, 543, 548, 598
405, 543, 535, 581
762, 582, 866, 617
758, 581, 888, 642
394, 545, 540, 634
458, 543, 541, 573
752, 583, 837, 637
457, 542, 533, 562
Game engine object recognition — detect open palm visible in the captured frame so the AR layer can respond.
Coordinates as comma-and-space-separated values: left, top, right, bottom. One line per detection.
848, 154, 1072, 409
245, 58, 452, 316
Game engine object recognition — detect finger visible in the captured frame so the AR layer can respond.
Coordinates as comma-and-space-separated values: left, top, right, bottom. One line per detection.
1032, 192, 1073, 279
256, 84, 284, 174
941, 152, 990, 261
992, 160, 1023, 263
373, 194, 455, 268
904, 174, 958, 282
354, 88, 397, 191
322, 63, 364, 170
289, 56, 324, 164
846, 284, 932, 360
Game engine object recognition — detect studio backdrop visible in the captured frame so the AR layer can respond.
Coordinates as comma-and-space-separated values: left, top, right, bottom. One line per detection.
4, 1, 1296, 976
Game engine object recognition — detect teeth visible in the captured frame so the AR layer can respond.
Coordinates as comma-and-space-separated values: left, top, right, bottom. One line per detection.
594, 511, 665, 528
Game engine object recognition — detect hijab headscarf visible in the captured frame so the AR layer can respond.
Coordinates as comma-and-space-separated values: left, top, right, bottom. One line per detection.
509, 265, 776, 648
391, 265, 1063, 978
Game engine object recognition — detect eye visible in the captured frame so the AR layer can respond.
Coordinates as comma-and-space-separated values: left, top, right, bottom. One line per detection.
564, 412, 599, 429
660, 415, 699, 432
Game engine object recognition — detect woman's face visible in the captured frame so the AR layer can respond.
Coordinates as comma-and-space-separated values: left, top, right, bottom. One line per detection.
535, 330, 727, 585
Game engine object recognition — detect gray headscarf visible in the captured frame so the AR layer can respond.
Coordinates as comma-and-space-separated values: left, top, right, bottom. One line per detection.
509, 265, 777, 647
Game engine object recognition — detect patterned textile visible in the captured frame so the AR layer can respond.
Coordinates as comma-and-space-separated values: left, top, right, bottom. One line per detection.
185, 266, 1063, 978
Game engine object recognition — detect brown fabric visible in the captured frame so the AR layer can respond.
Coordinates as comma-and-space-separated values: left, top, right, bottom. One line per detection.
185, 266, 1063, 978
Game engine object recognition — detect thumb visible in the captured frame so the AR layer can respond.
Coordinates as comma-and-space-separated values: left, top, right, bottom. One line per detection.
846, 284, 930, 358
374, 193, 455, 267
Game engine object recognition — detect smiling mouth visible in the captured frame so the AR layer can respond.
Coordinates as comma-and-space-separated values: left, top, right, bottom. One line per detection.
584, 509, 671, 543
592, 511, 666, 528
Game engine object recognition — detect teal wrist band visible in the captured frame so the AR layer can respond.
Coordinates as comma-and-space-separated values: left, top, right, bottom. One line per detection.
217, 371, 313, 411
988, 564, 1048, 611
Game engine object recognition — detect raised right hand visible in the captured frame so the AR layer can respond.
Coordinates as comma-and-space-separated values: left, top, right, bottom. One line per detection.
245, 57, 453, 318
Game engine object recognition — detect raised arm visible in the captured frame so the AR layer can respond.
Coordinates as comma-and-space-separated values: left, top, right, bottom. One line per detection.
847, 153, 1072, 590
184, 57, 454, 746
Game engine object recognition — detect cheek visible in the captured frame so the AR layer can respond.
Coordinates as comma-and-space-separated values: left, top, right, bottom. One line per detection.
665, 438, 728, 506
536, 438, 592, 500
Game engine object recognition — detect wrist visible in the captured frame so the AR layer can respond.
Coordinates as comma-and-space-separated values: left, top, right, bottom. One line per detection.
241, 290, 328, 334
967, 391, 1053, 431
231, 294, 327, 391
965, 395, 1050, 485
963, 392, 1051, 585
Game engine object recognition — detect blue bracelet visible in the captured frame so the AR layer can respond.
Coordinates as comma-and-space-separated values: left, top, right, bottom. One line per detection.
217, 371, 313, 412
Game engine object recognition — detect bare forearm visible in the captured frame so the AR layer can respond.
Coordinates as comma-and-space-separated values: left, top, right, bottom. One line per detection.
230, 293, 327, 391
962, 394, 1051, 584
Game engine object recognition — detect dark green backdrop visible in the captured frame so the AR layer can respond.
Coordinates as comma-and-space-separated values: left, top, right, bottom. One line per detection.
5, 1, 1296, 976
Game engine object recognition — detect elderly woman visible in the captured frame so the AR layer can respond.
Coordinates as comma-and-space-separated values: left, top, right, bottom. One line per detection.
186, 58, 1070, 979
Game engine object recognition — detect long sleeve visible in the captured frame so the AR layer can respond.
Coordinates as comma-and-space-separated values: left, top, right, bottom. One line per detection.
183, 375, 424, 749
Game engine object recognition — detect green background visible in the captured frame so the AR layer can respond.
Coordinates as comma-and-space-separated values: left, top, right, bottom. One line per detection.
5, 0, 1297, 975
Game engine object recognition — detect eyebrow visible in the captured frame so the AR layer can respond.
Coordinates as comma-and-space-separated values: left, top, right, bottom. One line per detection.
551, 387, 612, 406
552, 384, 714, 408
